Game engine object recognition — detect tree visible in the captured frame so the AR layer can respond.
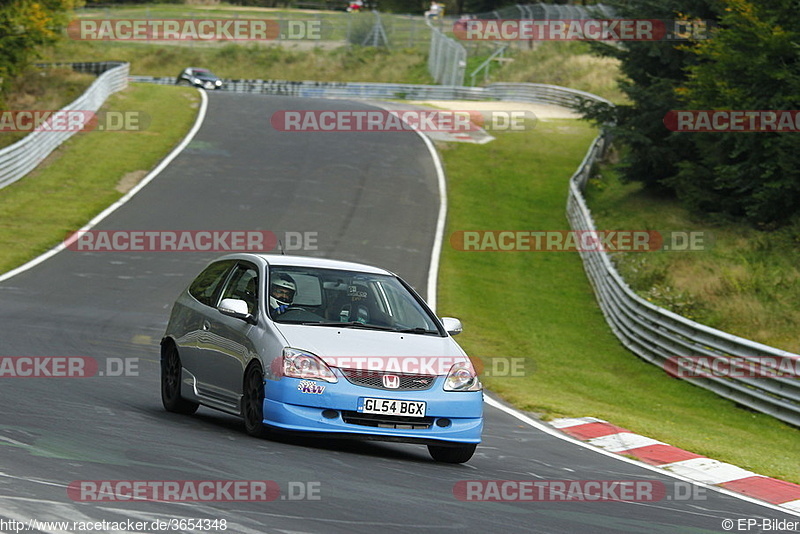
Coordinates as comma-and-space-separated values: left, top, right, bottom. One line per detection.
579, 0, 718, 195
583, 0, 800, 226
0, 0, 82, 104
670, 0, 800, 226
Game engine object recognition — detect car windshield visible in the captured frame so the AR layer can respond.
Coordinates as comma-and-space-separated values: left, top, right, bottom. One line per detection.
268, 266, 442, 335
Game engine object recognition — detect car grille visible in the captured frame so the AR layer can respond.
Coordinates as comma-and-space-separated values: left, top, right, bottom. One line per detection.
341, 411, 434, 430
340, 369, 436, 391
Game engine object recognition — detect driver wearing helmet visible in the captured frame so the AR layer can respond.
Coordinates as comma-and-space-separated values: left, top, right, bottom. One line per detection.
269, 274, 296, 315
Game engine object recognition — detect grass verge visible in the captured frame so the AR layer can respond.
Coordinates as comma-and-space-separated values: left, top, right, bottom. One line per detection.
41, 40, 432, 84
483, 41, 627, 103
0, 83, 199, 274
72, 5, 432, 49
436, 120, 800, 484
0, 67, 95, 149
584, 167, 800, 355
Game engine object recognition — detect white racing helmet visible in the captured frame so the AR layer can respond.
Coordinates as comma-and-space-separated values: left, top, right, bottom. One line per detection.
269, 275, 296, 309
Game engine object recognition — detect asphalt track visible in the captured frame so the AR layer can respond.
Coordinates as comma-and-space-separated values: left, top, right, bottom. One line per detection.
0, 92, 796, 533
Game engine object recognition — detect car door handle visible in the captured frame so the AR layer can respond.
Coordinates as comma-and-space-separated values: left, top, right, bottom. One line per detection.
202, 321, 211, 331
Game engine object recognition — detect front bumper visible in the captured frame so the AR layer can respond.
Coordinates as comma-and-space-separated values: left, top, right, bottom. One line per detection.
263, 375, 483, 444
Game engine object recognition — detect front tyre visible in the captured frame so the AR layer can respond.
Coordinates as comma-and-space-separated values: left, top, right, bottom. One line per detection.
428, 443, 477, 464
242, 364, 270, 438
161, 344, 199, 415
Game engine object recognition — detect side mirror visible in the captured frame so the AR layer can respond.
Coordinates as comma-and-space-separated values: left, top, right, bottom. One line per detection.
218, 298, 256, 325
440, 317, 463, 336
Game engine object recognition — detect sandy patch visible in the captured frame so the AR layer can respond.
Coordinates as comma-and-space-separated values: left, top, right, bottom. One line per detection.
410, 100, 581, 120
116, 170, 148, 194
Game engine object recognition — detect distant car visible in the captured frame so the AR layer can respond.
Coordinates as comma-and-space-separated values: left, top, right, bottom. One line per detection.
161, 253, 483, 463
175, 67, 223, 90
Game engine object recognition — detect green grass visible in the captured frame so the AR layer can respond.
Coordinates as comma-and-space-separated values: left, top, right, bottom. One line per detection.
584, 165, 800, 354
436, 120, 800, 484
488, 41, 627, 103
0, 83, 199, 274
41, 4, 434, 83
54, 5, 625, 98
74, 4, 431, 44
41, 40, 432, 84
0, 67, 95, 148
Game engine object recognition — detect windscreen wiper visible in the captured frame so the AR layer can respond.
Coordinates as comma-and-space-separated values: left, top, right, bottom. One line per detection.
394, 327, 440, 335
302, 321, 396, 331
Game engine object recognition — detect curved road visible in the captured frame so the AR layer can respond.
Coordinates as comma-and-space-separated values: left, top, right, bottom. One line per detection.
0, 92, 795, 533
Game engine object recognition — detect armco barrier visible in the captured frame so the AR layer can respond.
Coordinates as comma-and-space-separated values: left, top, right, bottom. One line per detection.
130, 76, 610, 107
129, 75, 800, 426
566, 134, 800, 427
0, 61, 129, 190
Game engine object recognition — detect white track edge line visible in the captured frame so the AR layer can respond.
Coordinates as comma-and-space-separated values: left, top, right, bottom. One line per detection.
368, 100, 446, 313
484, 395, 800, 516
419, 131, 446, 314
415, 118, 800, 517
0, 88, 209, 284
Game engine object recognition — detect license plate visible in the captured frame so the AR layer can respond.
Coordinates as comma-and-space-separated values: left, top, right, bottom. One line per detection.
359, 398, 426, 417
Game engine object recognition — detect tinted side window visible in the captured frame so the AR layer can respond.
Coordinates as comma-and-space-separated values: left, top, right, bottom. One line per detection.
380, 281, 437, 331
220, 263, 259, 314
188, 260, 236, 307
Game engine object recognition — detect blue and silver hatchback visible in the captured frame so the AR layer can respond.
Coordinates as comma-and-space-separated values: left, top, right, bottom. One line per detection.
161, 254, 483, 463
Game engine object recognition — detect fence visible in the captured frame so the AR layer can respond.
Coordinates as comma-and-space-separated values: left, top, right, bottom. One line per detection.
427, 20, 467, 86
424, 2, 620, 85
0, 61, 129, 190
470, 2, 617, 21
72, 6, 435, 50
65, 4, 622, 89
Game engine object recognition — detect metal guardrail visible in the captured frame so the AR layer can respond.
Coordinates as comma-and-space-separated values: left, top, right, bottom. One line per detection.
130, 76, 609, 107
0, 61, 129, 190
565, 130, 800, 429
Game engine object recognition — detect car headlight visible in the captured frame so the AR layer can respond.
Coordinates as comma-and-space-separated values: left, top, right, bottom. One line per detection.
443, 361, 482, 391
282, 348, 338, 383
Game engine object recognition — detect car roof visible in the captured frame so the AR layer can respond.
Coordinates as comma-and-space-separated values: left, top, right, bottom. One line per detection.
221, 253, 394, 276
